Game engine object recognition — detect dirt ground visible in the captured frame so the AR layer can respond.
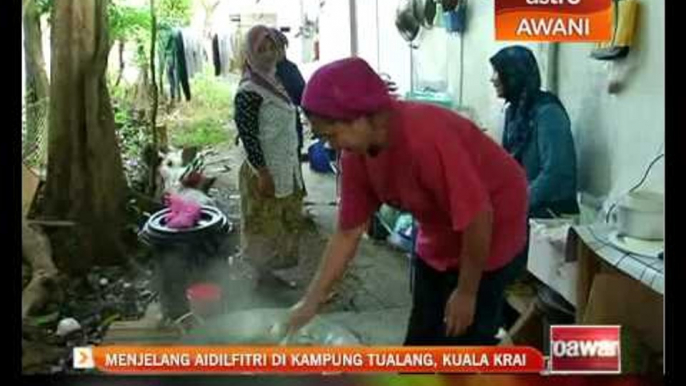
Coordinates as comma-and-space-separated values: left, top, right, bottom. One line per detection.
201, 142, 413, 344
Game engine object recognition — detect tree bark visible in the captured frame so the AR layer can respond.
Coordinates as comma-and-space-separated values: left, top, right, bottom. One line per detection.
23, 2, 50, 157
45, 0, 129, 275
149, 0, 159, 197
22, 221, 60, 320
115, 39, 125, 86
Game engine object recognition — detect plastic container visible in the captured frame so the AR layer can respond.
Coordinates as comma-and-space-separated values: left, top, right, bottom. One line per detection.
444, 5, 467, 33
405, 90, 454, 109
186, 283, 223, 319
613, 191, 664, 240
307, 140, 337, 174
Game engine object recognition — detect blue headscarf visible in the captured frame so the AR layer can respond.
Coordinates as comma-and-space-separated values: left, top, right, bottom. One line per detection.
490, 46, 568, 162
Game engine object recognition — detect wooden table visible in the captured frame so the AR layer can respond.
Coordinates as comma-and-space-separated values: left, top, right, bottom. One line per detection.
572, 223, 663, 354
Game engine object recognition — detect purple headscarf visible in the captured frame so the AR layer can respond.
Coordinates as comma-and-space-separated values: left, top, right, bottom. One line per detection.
241, 25, 291, 104
302, 57, 393, 121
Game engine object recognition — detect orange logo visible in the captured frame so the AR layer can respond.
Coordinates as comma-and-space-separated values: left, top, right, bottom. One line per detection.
495, 0, 612, 42
73, 347, 95, 369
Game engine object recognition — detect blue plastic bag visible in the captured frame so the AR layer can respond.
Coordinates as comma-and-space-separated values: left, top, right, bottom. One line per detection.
308, 140, 336, 174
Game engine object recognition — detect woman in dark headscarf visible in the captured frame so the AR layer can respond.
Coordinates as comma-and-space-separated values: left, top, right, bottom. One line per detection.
271, 28, 307, 157
490, 45, 579, 219
490, 47, 579, 327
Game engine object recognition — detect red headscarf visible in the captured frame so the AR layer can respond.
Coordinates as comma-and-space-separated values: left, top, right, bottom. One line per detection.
302, 57, 393, 121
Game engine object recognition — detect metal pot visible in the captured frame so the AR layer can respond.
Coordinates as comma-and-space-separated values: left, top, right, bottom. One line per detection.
612, 191, 664, 240
396, 0, 420, 42
413, 0, 437, 28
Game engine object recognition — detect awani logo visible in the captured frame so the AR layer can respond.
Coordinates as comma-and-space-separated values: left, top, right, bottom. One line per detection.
495, 0, 612, 42
550, 326, 621, 374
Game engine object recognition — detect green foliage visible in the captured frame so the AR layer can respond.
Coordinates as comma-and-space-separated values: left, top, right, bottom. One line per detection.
158, 0, 192, 27
109, 2, 151, 43
107, 0, 192, 76
34, 0, 52, 16
171, 116, 227, 148
110, 83, 151, 190
167, 69, 237, 148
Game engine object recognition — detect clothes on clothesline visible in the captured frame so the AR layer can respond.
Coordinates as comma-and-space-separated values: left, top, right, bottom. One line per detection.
164, 28, 191, 102
182, 29, 205, 79
161, 27, 208, 102
211, 31, 237, 77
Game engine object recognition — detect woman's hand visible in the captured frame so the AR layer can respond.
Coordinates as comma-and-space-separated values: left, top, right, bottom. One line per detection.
286, 297, 320, 335
444, 289, 477, 337
257, 169, 276, 198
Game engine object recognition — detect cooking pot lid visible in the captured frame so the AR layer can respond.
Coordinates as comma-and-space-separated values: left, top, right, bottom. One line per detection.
396, 1, 421, 42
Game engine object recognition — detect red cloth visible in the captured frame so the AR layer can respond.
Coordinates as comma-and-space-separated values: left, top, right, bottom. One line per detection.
301, 57, 393, 120
338, 101, 528, 272
165, 194, 202, 229
181, 171, 203, 189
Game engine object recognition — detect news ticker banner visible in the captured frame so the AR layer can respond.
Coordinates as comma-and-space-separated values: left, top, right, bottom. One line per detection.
495, 0, 613, 42
73, 346, 545, 374
72, 325, 622, 375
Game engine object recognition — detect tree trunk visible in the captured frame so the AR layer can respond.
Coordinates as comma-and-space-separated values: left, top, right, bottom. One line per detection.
133, 62, 150, 111
22, 221, 60, 320
115, 39, 125, 86
23, 2, 50, 157
23, 0, 34, 18
45, 0, 129, 275
149, 0, 159, 197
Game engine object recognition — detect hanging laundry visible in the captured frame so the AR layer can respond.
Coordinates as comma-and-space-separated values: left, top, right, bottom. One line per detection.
219, 32, 234, 75
212, 34, 221, 76
181, 28, 205, 79
164, 28, 190, 102
211, 29, 237, 77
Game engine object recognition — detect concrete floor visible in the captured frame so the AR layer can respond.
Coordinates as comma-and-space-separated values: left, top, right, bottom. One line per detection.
202, 147, 413, 345
297, 164, 412, 345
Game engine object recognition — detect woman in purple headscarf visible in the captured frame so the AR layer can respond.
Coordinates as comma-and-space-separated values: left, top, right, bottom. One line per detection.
233, 25, 306, 287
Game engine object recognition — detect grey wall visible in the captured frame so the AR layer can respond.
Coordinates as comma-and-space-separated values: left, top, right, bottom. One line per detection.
356, 0, 664, 203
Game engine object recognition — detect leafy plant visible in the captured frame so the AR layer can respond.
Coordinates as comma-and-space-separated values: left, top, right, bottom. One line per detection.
166, 68, 237, 148
109, 2, 151, 43
111, 89, 151, 191
158, 0, 192, 26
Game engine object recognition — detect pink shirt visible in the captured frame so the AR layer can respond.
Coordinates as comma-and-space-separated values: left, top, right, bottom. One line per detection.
338, 101, 529, 272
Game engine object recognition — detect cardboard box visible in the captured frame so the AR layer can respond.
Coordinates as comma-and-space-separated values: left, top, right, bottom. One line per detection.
527, 219, 577, 306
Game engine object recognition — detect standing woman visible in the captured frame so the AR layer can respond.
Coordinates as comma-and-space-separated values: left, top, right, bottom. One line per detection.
271, 28, 307, 158
233, 25, 306, 285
